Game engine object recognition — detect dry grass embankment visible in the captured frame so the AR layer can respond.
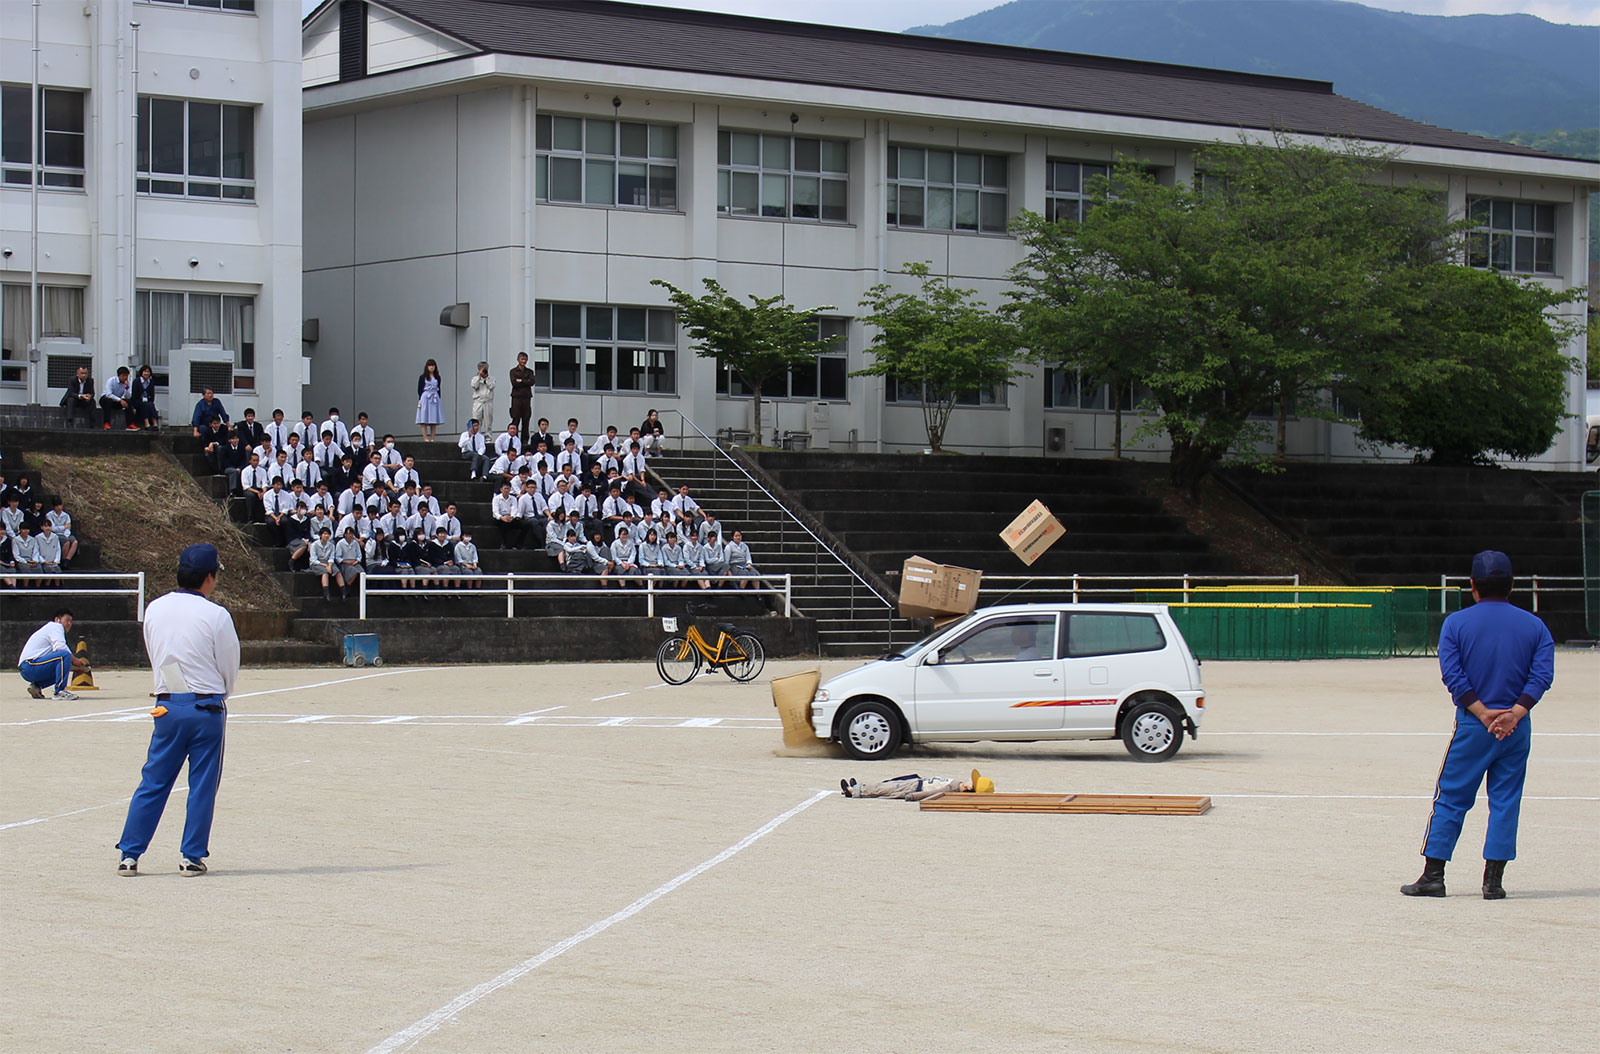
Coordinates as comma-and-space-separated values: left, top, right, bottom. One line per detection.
28, 452, 291, 612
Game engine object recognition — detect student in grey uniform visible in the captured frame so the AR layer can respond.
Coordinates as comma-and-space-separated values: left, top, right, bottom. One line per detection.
585, 530, 614, 580
559, 528, 589, 574
33, 521, 62, 581
682, 535, 711, 590
308, 526, 338, 601
725, 530, 757, 589
661, 531, 689, 588
365, 528, 391, 575
638, 527, 665, 579
46, 500, 77, 568
424, 529, 456, 591
703, 533, 728, 585
698, 511, 724, 548
454, 532, 480, 588
334, 527, 365, 599
610, 526, 640, 587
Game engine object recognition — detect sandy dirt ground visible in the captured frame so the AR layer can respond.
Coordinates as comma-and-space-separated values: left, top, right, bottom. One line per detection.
1, 654, 1595, 1053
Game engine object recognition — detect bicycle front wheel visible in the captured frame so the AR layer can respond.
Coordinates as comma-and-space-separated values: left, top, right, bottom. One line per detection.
656, 636, 701, 685
723, 633, 766, 682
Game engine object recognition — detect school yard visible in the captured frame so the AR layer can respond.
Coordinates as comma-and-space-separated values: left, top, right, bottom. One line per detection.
2, 653, 1596, 1053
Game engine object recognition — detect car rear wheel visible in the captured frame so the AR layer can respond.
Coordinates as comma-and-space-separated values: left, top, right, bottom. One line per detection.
838, 701, 902, 761
1121, 700, 1183, 762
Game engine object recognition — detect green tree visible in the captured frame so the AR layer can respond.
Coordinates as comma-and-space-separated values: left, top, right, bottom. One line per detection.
1008, 137, 1462, 497
1343, 266, 1581, 464
855, 263, 1026, 453
651, 279, 834, 445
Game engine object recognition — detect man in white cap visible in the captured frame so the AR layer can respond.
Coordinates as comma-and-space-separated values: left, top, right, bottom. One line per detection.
115, 543, 239, 878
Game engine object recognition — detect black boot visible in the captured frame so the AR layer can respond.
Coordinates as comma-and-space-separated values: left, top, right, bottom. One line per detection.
1483, 860, 1507, 900
1401, 857, 1447, 897
322, 585, 332, 601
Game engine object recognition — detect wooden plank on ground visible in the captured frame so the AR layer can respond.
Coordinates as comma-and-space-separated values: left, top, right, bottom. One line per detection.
919, 792, 1211, 815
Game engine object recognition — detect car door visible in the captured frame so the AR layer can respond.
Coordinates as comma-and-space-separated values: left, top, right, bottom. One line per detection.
1059, 610, 1171, 733
912, 612, 1064, 734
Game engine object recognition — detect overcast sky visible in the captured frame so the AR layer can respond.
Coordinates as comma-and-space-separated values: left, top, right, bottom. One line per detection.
302, 0, 1600, 28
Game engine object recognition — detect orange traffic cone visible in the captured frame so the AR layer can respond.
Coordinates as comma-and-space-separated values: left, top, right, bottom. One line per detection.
69, 638, 99, 690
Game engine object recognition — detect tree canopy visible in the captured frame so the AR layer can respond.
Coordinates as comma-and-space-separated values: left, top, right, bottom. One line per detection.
651, 278, 834, 445
855, 263, 1025, 453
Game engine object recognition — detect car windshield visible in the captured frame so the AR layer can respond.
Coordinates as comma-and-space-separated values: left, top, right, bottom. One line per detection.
884, 614, 978, 661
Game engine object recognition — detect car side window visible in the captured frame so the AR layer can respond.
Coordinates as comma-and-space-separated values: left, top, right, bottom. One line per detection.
1063, 613, 1166, 658
942, 615, 1057, 663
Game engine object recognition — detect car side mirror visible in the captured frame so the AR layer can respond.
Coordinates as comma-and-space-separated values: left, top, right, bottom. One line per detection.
925, 650, 941, 666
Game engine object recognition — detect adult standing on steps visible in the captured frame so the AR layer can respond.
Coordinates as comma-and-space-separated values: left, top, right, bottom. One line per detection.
1401, 550, 1554, 901
508, 351, 535, 443
416, 359, 445, 443
469, 361, 496, 432
116, 544, 240, 878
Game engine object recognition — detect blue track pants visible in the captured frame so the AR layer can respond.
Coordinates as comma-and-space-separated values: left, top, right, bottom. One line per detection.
1421, 711, 1530, 862
19, 649, 73, 693
117, 697, 226, 861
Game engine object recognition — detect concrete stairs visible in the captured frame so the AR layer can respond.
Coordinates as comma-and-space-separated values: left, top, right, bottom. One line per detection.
645, 450, 904, 655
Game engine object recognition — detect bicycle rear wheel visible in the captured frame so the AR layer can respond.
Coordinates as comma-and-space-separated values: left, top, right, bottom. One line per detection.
723, 633, 766, 682
656, 636, 701, 685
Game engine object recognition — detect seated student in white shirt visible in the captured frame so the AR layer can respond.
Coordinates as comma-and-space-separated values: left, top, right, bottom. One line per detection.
584, 528, 614, 580
320, 408, 351, 450
339, 503, 374, 543
308, 526, 338, 601
239, 454, 270, 521
523, 440, 553, 477
649, 488, 675, 522
308, 481, 335, 515
416, 485, 442, 520
436, 503, 463, 545
365, 482, 394, 518
350, 412, 376, 452
391, 455, 422, 493
555, 437, 584, 477
264, 409, 291, 454
296, 448, 324, 490
494, 424, 521, 459
44, 499, 78, 568
609, 526, 640, 587
334, 526, 365, 599
517, 481, 549, 549
587, 426, 621, 464
262, 477, 294, 544
361, 451, 391, 494
337, 480, 365, 518
671, 484, 702, 529
594, 445, 622, 480
265, 449, 293, 488
491, 482, 523, 550
282, 431, 304, 469
459, 420, 491, 480
558, 418, 585, 454
454, 531, 480, 588
292, 410, 318, 448
697, 510, 725, 548
531, 462, 558, 501
621, 442, 653, 505
487, 450, 521, 481
312, 431, 344, 473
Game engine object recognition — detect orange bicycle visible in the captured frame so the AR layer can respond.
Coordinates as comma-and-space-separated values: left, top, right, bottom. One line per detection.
656, 603, 766, 685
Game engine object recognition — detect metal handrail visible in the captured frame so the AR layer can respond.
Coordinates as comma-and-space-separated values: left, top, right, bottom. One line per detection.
4, 571, 147, 620
358, 571, 792, 620
665, 409, 894, 609
1438, 574, 1587, 614
882, 572, 1303, 606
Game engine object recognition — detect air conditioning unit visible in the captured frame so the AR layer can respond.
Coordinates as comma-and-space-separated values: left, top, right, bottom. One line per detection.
1045, 422, 1074, 458
42, 342, 93, 398
808, 401, 832, 450
158, 344, 235, 423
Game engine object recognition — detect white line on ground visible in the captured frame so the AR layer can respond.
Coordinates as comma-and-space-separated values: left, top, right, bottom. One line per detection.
679, 718, 723, 727
589, 692, 631, 701
366, 789, 832, 1054
516, 705, 567, 716
370, 716, 418, 724
230, 667, 438, 701
0, 760, 312, 832
0, 705, 151, 727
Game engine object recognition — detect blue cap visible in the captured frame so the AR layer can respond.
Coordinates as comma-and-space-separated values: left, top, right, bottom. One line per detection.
1471, 550, 1512, 580
178, 543, 224, 575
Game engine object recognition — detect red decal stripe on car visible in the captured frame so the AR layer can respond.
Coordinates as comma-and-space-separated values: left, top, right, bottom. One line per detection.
1009, 698, 1119, 708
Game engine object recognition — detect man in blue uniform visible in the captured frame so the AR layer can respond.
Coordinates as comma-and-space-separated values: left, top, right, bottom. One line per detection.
1402, 551, 1554, 900
115, 544, 240, 877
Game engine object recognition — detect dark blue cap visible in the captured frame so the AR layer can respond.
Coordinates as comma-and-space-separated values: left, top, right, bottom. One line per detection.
1471, 550, 1512, 580
178, 543, 224, 575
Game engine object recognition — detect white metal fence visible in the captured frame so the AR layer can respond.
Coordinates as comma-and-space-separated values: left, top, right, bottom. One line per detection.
357, 571, 793, 620
4, 571, 147, 620
1438, 574, 1585, 614
959, 573, 1302, 605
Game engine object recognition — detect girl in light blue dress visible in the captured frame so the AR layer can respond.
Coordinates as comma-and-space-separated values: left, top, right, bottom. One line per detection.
416, 359, 444, 441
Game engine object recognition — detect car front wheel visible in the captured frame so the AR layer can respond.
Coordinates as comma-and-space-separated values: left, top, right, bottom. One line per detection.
1121, 700, 1183, 762
838, 700, 902, 761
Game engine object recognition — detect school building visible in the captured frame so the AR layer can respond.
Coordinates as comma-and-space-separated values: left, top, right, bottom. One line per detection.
300, 0, 1598, 468
0, 0, 303, 420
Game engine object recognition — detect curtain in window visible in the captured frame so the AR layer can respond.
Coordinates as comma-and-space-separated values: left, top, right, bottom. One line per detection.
147, 291, 185, 368
188, 293, 221, 343
222, 296, 254, 370
40, 286, 84, 338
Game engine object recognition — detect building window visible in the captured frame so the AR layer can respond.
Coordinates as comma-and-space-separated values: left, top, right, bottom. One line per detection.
887, 145, 1007, 233
137, 98, 255, 200
1, 86, 86, 189
1044, 369, 1150, 413
534, 303, 676, 395
717, 317, 849, 400
1, 284, 85, 386
1045, 161, 1109, 223
535, 115, 678, 210
1467, 198, 1556, 275
885, 377, 1005, 407
144, 1, 257, 10
135, 291, 256, 390
716, 132, 848, 222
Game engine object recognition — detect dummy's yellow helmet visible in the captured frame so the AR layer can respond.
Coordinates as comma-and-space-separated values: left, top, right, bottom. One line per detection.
971, 769, 995, 794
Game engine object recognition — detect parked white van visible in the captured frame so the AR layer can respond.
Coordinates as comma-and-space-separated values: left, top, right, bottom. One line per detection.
811, 604, 1206, 762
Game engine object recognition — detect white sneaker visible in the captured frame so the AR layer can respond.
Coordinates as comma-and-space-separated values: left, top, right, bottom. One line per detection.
54, 689, 80, 701
117, 856, 139, 877
179, 857, 207, 877
26, 684, 44, 700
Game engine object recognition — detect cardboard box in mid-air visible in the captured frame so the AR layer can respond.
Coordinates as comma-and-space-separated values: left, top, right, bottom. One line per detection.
1000, 500, 1066, 566
899, 555, 983, 619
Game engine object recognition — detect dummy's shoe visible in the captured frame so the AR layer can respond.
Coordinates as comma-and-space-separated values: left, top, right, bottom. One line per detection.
1401, 857, 1447, 897
26, 683, 44, 700
1483, 860, 1507, 900
840, 779, 852, 798
117, 856, 139, 876
54, 689, 80, 701
178, 857, 208, 877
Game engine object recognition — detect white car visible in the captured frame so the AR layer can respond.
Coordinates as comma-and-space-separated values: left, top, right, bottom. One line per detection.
811, 603, 1205, 762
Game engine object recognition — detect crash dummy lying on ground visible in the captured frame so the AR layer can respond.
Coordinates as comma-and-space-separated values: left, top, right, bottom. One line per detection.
840, 770, 996, 801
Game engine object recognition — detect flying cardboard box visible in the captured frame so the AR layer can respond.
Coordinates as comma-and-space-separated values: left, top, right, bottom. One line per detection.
999, 500, 1066, 566
899, 555, 983, 619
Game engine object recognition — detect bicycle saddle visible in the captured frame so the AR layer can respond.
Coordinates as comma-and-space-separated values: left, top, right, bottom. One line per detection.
717, 622, 738, 634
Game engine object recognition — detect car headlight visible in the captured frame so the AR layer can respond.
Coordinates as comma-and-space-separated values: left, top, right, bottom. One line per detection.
812, 689, 830, 703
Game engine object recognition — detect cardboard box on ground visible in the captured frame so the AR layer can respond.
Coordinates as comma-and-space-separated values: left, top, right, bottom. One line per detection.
899, 555, 983, 619
999, 500, 1066, 566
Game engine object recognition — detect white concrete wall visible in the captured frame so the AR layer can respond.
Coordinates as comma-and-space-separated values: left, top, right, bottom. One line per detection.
300, 47, 1596, 469
1, 0, 301, 415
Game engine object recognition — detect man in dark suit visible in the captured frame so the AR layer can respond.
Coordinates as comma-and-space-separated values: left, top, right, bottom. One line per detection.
60, 365, 96, 427
235, 407, 266, 449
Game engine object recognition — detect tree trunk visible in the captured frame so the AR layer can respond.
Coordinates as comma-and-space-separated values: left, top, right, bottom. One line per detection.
1168, 440, 1219, 502
1112, 384, 1124, 460
749, 386, 764, 447
1275, 391, 1289, 459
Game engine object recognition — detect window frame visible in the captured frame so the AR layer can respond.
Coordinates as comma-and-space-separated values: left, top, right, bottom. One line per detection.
533, 302, 678, 396
535, 114, 680, 212
1062, 612, 1167, 659
1, 85, 86, 190
716, 130, 849, 223
1465, 197, 1557, 276
939, 613, 1060, 664
140, 0, 257, 12
1044, 159, 1110, 224
887, 143, 1009, 235
2, 282, 87, 387
137, 96, 257, 202
134, 289, 257, 391
885, 376, 1006, 408
716, 316, 850, 402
